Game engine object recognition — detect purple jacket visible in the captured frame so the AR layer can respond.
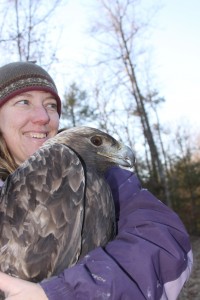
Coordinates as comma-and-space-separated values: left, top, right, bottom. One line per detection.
41, 167, 192, 299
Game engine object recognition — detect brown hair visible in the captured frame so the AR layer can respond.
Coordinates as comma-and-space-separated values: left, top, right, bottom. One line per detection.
0, 132, 18, 180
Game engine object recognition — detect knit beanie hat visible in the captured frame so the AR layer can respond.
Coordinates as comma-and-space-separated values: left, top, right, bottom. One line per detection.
0, 61, 61, 116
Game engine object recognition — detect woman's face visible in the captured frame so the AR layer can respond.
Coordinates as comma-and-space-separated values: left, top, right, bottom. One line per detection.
0, 90, 60, 165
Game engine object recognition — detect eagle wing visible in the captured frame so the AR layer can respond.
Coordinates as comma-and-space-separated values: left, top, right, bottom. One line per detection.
80, 168, 116, 258
0, 143, 85, 281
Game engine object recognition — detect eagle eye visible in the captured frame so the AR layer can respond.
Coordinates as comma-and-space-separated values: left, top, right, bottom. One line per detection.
90, 136, 103, 146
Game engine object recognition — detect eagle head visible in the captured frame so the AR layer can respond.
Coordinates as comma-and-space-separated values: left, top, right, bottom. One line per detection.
45, 126, 135, 173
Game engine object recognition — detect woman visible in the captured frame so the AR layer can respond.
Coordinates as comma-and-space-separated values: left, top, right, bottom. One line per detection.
0, 61, 193, 300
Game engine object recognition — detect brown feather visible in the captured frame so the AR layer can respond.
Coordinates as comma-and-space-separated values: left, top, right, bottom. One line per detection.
0, 144, 85, 281
0, 126, 134, 287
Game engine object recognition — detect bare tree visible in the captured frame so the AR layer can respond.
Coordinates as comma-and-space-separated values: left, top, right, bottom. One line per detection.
0, 0, 63, 67
88, 0, 169, 202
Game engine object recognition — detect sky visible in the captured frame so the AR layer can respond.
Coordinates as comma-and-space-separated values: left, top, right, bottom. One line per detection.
54, 0, 200, 132
147, 0, 200, 131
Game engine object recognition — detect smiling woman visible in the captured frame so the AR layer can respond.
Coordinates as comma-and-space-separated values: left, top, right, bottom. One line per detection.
0, 61, 61, 178
0, 91, 59, 164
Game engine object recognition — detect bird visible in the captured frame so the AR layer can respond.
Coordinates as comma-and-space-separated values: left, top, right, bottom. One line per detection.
0, 126, 135, 285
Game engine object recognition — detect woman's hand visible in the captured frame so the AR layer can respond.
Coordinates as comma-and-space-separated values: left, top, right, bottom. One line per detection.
0, 272, 47, 300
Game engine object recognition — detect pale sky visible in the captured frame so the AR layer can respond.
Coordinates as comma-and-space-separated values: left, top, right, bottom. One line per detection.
54, 0, 200, 132
148, 0, 200, 131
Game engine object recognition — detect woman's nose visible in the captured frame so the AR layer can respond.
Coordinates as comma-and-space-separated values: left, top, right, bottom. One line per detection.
31, 106, 50, 124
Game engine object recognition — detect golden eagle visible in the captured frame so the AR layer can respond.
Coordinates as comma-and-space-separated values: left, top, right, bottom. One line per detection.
0, 127, 134, 284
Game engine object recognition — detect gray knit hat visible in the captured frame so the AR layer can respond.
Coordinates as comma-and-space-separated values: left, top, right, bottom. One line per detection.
0, 61, 61, 116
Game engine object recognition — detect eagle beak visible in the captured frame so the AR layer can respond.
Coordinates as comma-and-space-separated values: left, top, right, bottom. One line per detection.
97, 144, 135, 168
118, 144, 135, 168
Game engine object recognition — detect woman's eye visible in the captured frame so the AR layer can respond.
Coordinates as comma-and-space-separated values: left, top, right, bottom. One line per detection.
46, 102, 58, 111
16, 99, 29, 105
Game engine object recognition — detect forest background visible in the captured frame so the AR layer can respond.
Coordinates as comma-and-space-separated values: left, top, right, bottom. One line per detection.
0, 0, 199, 237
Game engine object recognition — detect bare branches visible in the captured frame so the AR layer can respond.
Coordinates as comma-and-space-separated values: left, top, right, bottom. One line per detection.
86, 0, 172, 202
0, 0, 64, 65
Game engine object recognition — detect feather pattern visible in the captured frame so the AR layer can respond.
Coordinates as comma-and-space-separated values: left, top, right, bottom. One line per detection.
0, 144, 85, 281
0, 126, 135, 286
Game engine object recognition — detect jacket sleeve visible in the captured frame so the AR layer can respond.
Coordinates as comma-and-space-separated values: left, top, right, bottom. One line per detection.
40, 166, 193, 300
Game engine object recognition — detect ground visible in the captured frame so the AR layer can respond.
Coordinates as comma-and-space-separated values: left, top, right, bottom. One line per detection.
178, 236, 200, 300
